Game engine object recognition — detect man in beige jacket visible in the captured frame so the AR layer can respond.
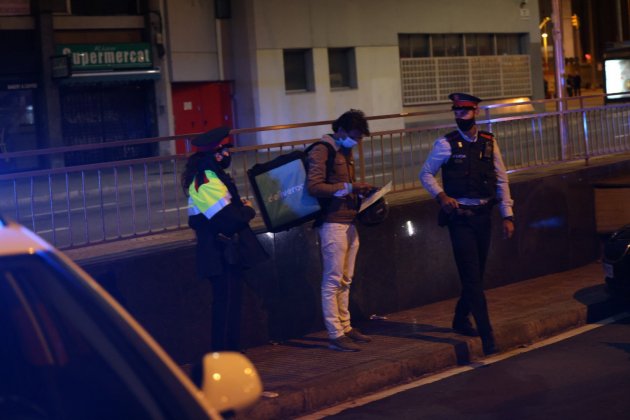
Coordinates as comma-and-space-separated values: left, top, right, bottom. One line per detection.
307, 109, 375, 352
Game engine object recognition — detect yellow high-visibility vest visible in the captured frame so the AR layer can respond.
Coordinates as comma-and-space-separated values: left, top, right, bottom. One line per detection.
188, 170, 232, 219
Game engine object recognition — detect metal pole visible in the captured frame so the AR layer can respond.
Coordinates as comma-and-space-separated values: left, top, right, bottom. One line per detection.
616, 0, 624, 42
552, 0, 569, 159
587, 0, 597, 88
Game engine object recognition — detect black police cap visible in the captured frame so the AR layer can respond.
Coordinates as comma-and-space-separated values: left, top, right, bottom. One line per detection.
448, 93, 482, 109
191, 126, 232, 151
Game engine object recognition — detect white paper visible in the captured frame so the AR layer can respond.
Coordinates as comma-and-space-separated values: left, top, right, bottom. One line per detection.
359, 181, 392, 213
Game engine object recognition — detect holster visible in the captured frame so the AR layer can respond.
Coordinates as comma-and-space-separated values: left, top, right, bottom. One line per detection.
217, 232, 240, 265
437, 209, 451, 227
438, 202, 494, 227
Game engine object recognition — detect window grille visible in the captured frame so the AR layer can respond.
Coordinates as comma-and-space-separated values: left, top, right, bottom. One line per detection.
401, 55, 531, 105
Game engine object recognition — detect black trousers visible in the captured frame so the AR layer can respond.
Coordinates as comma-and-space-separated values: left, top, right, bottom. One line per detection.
447, 208, 493, 337
210, 265, 243, 352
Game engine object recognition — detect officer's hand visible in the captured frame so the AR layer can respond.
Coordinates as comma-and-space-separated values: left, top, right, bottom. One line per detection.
436, 192, 459, 213
241, 198, 253, 207
352, 182, 374, 195
502, 219, 515, 239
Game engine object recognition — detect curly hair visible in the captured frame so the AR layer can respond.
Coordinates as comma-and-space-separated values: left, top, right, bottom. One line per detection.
332, 109, 370, 136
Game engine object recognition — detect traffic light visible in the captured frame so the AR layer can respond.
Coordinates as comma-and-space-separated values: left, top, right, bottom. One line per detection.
571, 14, 579, 28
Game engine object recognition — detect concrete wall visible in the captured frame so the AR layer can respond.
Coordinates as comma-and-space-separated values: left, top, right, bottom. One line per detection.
250, 0, 540, 47
253, 46, 402, 143
79, 159, 630, 365
165, 0, 220, 81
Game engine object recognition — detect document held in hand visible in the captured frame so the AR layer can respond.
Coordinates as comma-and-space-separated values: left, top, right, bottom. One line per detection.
359, 181, 392, 213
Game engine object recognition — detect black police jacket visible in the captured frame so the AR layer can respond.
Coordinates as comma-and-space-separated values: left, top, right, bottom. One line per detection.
441, 130, 497, 199
188, 167, 268, 279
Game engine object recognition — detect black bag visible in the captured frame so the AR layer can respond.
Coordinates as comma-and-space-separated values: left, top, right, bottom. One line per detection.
603, 224, 630, 296
358, 197, 390, 226
247, 141, 335, 233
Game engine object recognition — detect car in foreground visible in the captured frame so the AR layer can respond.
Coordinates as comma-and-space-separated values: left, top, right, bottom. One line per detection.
0, 216, 261, 419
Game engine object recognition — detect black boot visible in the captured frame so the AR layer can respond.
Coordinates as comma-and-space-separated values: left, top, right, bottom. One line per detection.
452, 317, 479, 337
481, 332, 498, 356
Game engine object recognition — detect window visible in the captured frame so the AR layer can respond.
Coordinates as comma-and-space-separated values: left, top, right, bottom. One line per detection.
328, 48, 357, 89
398, 34, 429, 58
444, 35, 464, 57
434, 34, 463, 57
398, 32, 527, 58
432, 35, 446, 57
0, 255, 157, 419
52, 0, 70, 14
496, 34, 523, 55
283, 49, 314, 92
69, 0, 142, 15
465, 34, 494, 56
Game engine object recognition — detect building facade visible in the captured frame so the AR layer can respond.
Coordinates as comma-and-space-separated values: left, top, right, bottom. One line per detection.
220, 0, 544, 143
0, 0, 544, 171
0, 0, 169, 172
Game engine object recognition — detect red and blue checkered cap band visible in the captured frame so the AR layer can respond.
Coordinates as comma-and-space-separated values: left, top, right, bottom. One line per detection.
196, 138, 233, 152
451, 100, 478, 108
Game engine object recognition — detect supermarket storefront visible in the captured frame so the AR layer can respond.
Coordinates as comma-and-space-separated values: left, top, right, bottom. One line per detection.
56, 43, 160, 165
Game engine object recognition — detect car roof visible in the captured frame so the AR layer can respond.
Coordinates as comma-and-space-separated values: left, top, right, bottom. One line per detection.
0, 217, 51, 256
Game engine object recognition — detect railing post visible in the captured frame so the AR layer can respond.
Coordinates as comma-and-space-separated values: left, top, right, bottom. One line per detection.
559, 98, 570, 160
552, 0, 569, 160
582, 108, 590, 165
357, 141, 366, 182
485, 107, 492, 132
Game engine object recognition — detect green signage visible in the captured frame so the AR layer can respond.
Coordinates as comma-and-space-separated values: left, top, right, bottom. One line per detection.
56, 43, 153, 71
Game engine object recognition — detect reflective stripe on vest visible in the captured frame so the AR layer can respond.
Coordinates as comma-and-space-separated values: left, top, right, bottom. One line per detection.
187, 170, 232, 219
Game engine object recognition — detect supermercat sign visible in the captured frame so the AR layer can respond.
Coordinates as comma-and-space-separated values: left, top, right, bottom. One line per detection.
56, 43, 153, 71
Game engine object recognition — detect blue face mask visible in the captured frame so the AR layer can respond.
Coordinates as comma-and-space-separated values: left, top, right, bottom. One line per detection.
337, 136, 358, 149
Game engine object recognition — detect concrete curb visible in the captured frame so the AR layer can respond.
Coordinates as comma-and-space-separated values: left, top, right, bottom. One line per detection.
238, 279, 623, 419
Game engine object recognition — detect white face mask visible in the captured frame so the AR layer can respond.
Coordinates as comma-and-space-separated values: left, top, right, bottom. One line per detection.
337, 136, 358, 149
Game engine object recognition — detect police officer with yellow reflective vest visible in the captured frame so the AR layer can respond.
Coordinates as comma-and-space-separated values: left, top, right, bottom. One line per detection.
419, 93, 515, 356
181, 127, 268, 352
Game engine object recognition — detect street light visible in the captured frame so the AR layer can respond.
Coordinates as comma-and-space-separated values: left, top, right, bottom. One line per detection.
542, 32, 549, 68
540, 16, 551, 70
539, 16, 551, 30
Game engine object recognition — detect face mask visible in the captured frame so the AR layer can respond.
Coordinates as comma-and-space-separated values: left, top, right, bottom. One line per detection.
337, 136, 358, 149
456, 118, 475, 132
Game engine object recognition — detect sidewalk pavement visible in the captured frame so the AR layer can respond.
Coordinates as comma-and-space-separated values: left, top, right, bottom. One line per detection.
238, 262, 628, 419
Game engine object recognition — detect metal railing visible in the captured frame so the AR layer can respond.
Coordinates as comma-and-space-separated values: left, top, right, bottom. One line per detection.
1, 93, 629, 250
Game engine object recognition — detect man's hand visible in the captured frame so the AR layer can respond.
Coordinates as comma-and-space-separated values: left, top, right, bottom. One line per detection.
436, 192, 459, 213
241, 198, 253, 207
502, 219, 515, 239
352, 182, 375, 195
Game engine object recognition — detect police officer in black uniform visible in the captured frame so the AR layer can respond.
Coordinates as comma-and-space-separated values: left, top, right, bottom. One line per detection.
419, 93, 515, 355
181, 127, 268, 352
